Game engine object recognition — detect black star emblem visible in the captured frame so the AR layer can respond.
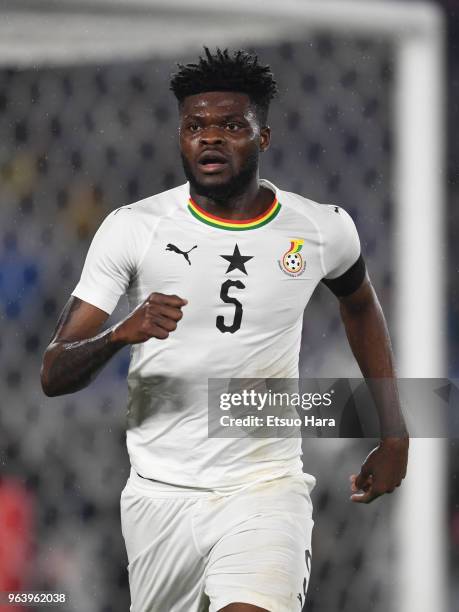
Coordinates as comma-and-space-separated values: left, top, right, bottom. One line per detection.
220, 244, 253, 275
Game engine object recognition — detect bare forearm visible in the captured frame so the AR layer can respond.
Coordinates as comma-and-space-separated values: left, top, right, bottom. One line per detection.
41, 292, 187, 397
340, 285, 408, 438
41, 326, 125, 396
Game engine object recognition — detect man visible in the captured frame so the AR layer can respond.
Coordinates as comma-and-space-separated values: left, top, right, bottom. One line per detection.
41, 48, 408, 612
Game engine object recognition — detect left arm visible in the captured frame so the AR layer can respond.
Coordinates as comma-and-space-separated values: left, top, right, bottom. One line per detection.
338, 275, 409, 503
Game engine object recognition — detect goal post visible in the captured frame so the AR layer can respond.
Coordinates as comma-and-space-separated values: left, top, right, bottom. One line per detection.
393, 15, 447, 612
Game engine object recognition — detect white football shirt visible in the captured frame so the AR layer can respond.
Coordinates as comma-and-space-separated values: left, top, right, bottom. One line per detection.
72, 180, 361, 489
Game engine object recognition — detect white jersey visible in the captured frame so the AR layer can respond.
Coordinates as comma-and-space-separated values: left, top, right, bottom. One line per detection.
72, 180, 361, 489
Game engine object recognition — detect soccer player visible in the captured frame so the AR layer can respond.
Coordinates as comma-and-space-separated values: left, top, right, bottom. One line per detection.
41, 48, 408, 612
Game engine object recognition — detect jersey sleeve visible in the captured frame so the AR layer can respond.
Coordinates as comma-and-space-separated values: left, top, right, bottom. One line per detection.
321, 206, 366, 297
71, 208, 145, 315
322, 207, 361, 279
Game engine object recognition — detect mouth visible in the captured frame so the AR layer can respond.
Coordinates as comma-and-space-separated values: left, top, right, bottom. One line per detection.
197, 150, 229, 174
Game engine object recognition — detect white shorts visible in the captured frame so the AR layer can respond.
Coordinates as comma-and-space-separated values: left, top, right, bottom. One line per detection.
120, 469, 314, 612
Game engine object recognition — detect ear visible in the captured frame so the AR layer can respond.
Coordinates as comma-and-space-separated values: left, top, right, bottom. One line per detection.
260, 126, 271, 152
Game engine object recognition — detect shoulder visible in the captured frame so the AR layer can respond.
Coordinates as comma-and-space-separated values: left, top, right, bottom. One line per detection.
274, 183, 358, 238
87, 183, 188, 262
107, 183, 187, 229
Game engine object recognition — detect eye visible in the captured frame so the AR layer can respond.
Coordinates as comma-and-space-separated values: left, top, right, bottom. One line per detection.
187, 123, 200, 133
225, 122, 240, 132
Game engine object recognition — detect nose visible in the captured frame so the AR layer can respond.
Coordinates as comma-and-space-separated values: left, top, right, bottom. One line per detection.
200, 126, 224, 146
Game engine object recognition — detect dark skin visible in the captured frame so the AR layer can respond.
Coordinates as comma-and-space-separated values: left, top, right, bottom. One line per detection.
41, 90, 408, 612
179, 91, 273, 216
339, 278, 408, 502
40, 293, 187, 397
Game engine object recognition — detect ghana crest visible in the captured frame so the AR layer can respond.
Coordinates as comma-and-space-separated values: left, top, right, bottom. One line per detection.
279, 239, 306, 277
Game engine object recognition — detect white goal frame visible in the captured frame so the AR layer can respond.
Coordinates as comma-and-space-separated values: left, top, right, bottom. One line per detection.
2, 1, 446, 610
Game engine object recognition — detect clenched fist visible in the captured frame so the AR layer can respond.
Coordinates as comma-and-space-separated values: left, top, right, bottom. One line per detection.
112, 293, 188, 345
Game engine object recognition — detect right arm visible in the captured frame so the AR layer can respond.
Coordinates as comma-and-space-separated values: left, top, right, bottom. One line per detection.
41, 293, 187, 397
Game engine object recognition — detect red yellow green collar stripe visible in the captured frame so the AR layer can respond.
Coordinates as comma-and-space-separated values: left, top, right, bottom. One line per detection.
188, 196, 281, 231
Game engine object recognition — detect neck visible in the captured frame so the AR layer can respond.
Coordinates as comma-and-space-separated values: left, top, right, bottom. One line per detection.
189, 176, 273, 220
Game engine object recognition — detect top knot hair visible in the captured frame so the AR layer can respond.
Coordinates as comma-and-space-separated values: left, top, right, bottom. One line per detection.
170, 47, 278, 125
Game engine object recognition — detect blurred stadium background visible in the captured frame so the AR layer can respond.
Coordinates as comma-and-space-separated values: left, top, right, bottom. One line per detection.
0, 0, 456, 611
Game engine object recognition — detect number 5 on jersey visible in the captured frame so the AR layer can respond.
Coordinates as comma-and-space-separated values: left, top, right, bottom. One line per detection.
216, 279, 245, 334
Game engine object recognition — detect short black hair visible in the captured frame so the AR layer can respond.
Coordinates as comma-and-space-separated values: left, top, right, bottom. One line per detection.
170, 47, 278, 125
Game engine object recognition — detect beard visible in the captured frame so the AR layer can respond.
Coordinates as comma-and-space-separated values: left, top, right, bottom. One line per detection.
181, 149, 259, 205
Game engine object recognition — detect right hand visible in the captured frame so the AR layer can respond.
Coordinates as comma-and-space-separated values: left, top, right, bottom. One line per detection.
112, 293, 188, 345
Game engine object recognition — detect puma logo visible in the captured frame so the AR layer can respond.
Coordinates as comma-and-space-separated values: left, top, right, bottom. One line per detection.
166, 243, 197, 266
